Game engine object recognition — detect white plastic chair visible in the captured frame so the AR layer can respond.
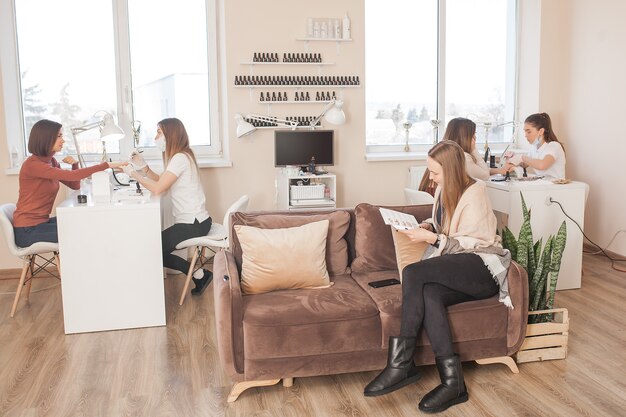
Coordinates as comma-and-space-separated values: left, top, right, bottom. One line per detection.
404, 188, 435, 205
175, 195, 249, 305
0, 203, 61, 317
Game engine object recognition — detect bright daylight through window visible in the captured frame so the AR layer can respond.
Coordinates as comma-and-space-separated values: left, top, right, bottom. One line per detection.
11, 0, 218, 162
365, 0, 517, 153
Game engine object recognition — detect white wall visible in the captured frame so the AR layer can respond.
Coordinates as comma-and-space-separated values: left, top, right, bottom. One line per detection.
562, 0, 626, 256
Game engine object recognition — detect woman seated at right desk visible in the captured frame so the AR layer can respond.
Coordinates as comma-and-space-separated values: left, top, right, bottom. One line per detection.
442, 117, 514, 181
507, 112, 566, 179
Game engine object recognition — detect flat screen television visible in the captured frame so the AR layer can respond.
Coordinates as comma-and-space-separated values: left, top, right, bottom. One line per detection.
274, 129, 334, 167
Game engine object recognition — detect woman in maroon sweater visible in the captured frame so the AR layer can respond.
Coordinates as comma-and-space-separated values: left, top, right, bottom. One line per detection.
13, 119, 126, 247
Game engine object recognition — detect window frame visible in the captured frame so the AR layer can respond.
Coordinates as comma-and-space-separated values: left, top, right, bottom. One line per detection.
1, 0, 227, 171
365, 0, 519, 160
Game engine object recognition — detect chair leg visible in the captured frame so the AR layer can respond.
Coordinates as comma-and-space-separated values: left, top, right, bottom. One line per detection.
179, 247, 200, 306
55, 252, 62, 279
25, 256, 36, 300
11, 258, 32, 318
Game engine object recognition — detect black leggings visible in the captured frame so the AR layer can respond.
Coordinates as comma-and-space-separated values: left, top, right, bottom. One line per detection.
161, 217, 212, 274
400, 253, 498, 357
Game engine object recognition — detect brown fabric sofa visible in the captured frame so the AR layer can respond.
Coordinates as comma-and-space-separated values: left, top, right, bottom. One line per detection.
213, 204, 528, 402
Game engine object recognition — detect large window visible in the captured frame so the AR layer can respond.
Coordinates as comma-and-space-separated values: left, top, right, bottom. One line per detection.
366, 0, 517, 154
2, 0, 220, 164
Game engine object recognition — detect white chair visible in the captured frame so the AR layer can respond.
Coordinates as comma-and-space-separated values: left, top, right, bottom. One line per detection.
0, 203, 61, 317
176, 195, 249, 305
404, 188, 435, 205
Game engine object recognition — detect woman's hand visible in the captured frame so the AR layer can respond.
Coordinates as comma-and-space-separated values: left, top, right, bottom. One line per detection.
130, 151, 147, 169
400, 227, 437, 244
108, 161, 129, 170
491, 162, 515, 175
62, 156, 78, 165
121, 164, 135, 177
507, 153, 524, 166
419, 222, 433, 231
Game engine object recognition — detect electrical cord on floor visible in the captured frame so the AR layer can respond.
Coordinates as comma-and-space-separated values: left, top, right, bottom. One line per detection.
549, 197, 626, 272
0, 282, 61, 296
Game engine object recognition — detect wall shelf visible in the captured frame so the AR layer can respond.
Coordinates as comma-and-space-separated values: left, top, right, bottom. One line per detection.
258, 100, 332, 105
254, 125, 322, 130
296, 38, 352, 42
241, 62, 335, 66
235, 85, 360, 89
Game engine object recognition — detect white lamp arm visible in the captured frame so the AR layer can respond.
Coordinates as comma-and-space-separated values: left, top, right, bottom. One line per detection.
309, 99, 336, 128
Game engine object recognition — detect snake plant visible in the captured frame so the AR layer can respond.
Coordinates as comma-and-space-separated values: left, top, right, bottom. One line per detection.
501, 194, 567, 323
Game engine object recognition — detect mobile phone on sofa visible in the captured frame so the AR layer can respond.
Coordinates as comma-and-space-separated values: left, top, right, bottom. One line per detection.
368, 278, 401, 288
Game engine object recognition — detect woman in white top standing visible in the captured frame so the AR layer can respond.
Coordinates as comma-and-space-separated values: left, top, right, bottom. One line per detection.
123, 118, 213, 296
442, 117, 514, 181
509, 113, 566, 179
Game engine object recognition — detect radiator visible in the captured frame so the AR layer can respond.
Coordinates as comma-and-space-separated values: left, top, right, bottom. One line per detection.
407, 166, 427, 190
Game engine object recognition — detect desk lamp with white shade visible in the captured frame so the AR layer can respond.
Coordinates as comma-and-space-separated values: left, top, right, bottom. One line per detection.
70, 111, 125, 168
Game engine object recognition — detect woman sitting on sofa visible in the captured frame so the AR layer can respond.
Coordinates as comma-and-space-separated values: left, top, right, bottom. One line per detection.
364, 141, 512, 413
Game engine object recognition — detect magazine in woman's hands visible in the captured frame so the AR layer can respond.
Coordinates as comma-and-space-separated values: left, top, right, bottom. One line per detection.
379, 208, 419, 231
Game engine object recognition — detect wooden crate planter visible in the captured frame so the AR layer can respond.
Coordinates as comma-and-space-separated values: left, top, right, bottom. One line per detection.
516, 308, 569, 363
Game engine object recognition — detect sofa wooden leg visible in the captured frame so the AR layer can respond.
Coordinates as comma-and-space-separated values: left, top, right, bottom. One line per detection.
282, 377, 293, 387
227, 379, 281, 403
475, 356, 519, 374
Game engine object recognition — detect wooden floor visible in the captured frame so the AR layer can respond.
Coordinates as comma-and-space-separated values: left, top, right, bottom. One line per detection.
0, 253, 625, 417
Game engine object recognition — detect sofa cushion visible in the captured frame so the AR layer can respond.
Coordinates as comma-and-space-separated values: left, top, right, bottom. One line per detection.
391, 229, 429, 281
231, 210, 351, 276
351, 270, 508, 347
242, 275, 382, 359
352, 203, 432, 272
235, 220, 331, 295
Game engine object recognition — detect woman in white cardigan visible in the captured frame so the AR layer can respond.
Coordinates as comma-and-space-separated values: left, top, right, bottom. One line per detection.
364, 141, 512, 413
443, 117, 514, 180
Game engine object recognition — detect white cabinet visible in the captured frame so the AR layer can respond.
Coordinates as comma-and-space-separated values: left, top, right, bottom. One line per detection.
56, 187, 166, 334
276, 173, 336, 210
485, 180, 587, 291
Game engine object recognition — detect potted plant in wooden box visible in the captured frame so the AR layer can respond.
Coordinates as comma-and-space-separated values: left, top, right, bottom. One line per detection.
501, 194, 569, 363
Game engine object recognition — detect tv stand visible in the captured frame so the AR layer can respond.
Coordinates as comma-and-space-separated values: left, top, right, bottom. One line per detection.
276, 172, 336, 210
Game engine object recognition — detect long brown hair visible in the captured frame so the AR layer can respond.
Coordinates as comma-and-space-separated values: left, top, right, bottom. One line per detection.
525, 112, 564, 152
28, 119, 62, 157
158, 118, 198, 168
428, 141, 475, 233
442, 117, 477, 162
418, 169, 436, 196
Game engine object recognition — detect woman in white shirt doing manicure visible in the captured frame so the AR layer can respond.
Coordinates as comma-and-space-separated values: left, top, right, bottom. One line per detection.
508, 112, 566, 180
123, 118, 213, 296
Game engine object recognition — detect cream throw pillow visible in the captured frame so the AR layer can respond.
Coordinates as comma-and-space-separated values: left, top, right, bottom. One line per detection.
235, 220, 331, 295
391, 229, 429, 282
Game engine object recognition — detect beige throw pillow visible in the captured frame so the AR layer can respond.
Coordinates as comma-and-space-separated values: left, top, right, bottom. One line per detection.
391, 229, 429, 282
235, 220, 331, 295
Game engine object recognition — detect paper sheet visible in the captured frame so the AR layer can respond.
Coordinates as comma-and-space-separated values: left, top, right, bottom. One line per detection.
379, 207, 419, 231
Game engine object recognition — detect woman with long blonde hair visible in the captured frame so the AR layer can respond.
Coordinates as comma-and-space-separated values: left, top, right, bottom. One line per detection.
123, 118, 213, 295
364, 141, 512, 413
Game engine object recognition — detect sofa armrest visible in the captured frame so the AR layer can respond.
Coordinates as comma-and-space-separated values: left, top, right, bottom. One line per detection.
213, 249, 245, 381
506, 261, 529, 355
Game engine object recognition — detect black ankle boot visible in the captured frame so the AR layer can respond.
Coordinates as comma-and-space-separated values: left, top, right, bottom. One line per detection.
191, 270, 213, 295
418, 354, 468, 413
364, 336, 421, 397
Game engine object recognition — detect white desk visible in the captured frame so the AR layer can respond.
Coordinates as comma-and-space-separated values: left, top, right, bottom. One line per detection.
486, 179, 587, 290
57, 186, 166, 334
